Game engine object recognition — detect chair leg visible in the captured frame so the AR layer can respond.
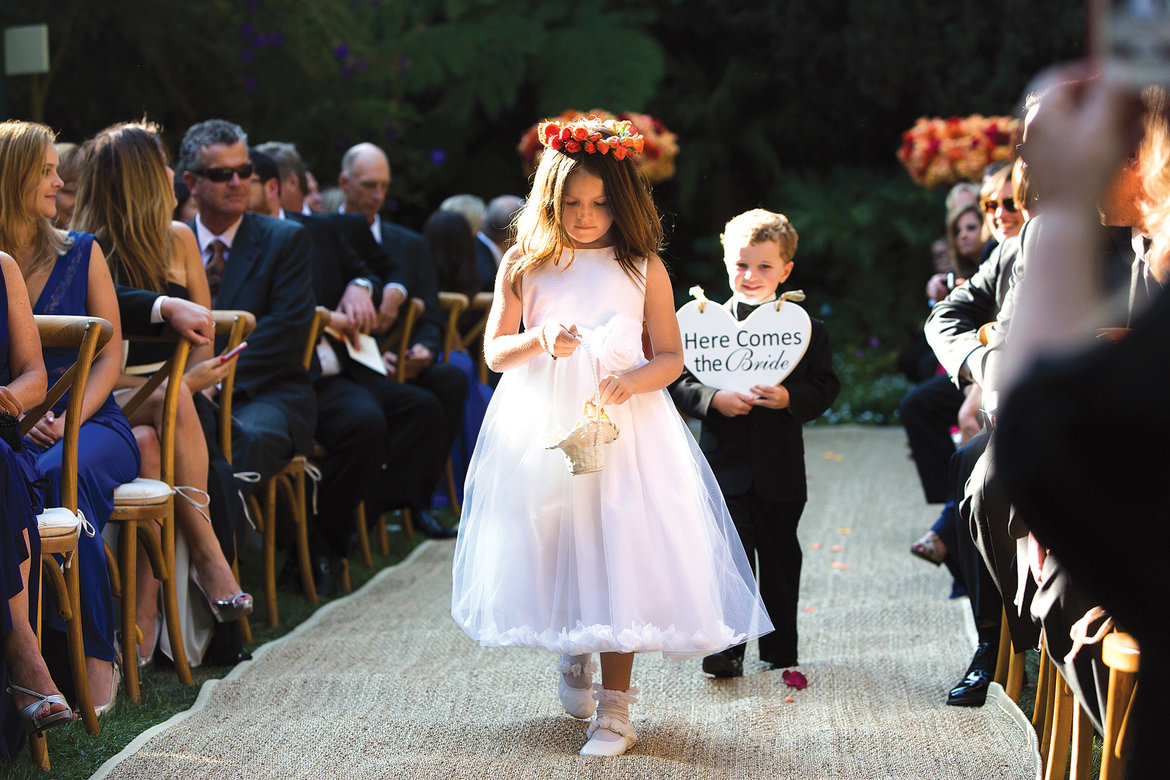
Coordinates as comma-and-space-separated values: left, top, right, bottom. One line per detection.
260, 484, 279, 628
158, 511, 192, 686
117, 521, 141, 703
1070, 701, 1094, 780
64, 553, 98, 734
340, 558, 352, 593
994, 609, 1010, 686
400, 508, 415, 544
378, 510, 393, 552
280, 472, 317, 605
1005, 650, 1026, 703
233, 558, 253, 644
1101, 667, 1139, 780
445, 458, 461, 517
1044, 678, 1073, 780
1033, 644, 1051, 732
355, 502, 373, 568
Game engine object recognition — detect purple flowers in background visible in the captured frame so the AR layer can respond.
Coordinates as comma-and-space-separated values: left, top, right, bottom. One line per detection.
334, 44, 350, 62
243, 76, 259, 93
429, 149, 448, 165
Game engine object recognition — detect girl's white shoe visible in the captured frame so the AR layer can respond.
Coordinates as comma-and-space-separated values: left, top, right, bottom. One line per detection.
579, 684, 638, 757
556, 654, 597, 719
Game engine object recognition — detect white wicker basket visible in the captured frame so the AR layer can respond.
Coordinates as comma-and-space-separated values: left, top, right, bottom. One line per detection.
546, 339, 619, 475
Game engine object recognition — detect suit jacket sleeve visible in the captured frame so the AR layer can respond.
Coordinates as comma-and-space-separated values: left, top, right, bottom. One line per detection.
115, 284, 163, 338
668, 367, 718, 419
783, 318, 840, 423
924, 243, 1005, 382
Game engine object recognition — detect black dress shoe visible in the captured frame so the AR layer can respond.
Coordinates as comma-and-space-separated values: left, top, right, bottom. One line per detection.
414, 509, 457, 539
702, 650, 743, 678
946, 640, 998, 706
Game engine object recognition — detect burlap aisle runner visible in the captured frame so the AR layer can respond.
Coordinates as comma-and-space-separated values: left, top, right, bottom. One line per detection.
93, 427, 1036, 779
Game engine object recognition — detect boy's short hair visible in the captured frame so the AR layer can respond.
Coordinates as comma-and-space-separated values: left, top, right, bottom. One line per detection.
721, 208, 798, 264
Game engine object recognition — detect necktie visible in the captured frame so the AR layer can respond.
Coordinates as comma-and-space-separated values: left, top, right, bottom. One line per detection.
206, 239, 227, 306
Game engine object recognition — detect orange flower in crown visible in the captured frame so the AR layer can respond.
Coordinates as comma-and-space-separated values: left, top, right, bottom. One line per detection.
519, 109, 678, 183
539, 115, 645, 164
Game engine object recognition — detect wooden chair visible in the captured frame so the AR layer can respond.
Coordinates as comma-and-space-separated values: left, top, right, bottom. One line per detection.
209, 311, 256, 643
21, 316, 113, 768
993, 606, 1026, 703
463, 292, 494, 385
368, 296, 425, 552
104, 329, 192, 702
1101, 631, 1140, 780
246, 306, 330, 626
436, 291, 469, 515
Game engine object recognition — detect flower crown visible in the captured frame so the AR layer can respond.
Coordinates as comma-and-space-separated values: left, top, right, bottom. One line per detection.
538, 116, 645, 161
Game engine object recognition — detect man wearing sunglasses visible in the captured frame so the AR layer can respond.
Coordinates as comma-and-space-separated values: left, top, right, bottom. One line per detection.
178, 119, 317, 494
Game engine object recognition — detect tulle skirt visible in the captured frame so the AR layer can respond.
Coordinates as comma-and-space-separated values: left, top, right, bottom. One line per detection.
451, 348, 773, 660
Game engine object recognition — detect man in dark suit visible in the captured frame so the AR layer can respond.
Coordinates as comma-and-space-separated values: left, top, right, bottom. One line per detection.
474, 195, 524, 291
177, 119, 316, 492
337, 142, 467, 535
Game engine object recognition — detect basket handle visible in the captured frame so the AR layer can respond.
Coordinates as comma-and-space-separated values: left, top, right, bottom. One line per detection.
548, 326, 603, 428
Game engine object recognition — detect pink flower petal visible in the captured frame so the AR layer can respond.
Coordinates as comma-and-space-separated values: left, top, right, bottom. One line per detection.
809, 542, 823, 550
784, 695, 796, 703
830, 561, 850, 570
830, 544, 844, 552
802, 606, 818, 612
782, 670, 809, 690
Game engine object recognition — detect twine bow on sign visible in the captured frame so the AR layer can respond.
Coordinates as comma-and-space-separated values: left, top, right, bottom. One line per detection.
775, 290, 806, 310
689, 286, 710, 313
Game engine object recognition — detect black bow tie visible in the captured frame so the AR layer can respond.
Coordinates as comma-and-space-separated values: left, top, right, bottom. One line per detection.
736, 301, 761, 321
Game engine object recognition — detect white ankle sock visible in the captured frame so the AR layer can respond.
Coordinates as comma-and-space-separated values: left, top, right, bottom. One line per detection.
586, 684, 638, 746
557, 653, 594, 689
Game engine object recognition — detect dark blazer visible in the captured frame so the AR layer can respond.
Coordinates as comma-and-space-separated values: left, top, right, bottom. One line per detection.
370, 216, 444, 354
473, 235, 497, 292
321, 213, 408, 305
286, 211, 378, 310
669, 298, 839, 503
191, 212, 317, 454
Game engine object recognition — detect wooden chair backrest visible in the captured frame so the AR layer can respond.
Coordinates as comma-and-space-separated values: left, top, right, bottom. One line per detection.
437, 291, 470, 362
21, 316, 113, 512
302, 306, 332, 371
212, 310, 257, 465
381, 297, 424, 383
463, 292, 494, 383
118, 330, 192, 486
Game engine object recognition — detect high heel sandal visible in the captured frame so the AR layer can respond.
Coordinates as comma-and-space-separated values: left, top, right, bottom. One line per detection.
192, 572, 253, 623
94, 661, 121, 717
6, 685, 74, 734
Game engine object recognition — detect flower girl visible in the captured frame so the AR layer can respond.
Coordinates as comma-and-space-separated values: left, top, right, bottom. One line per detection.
451, 116, 771, 757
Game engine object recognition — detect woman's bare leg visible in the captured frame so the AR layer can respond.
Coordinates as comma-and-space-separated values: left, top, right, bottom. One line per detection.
5, 528, 70, 718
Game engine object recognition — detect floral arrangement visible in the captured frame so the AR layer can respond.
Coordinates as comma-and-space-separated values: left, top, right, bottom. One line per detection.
896, 115, 1019, 189
518, 109, 679, 183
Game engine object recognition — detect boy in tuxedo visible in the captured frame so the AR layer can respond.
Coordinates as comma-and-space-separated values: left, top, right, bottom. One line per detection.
670, 209, 840, 677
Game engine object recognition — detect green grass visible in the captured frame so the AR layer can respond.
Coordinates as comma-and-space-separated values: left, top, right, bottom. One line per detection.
4, 510, 434, 779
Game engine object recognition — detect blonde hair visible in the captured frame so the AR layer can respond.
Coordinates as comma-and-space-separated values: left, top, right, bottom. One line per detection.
1139, 87, 1170, 240
439, 193, 486, 234
71, 122, 174, 293
0, 120, 68, 275
721, 209, 798, 264
511, 121, 662, 288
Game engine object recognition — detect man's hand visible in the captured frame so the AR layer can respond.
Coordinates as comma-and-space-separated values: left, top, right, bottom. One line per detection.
161, 298, 214, 346
402, 344, 432, 380
329, 310, 361, 347
376, 287, 405, 333
338, 281, 377, 334
711, 389, 753, 417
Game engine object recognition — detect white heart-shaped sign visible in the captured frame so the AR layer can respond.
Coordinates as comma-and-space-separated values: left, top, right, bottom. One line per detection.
676, 299, 812, 392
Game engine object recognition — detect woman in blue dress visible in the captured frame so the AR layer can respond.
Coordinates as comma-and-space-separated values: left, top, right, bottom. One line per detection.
0, 251, 73, 758
0, 119, 139, 714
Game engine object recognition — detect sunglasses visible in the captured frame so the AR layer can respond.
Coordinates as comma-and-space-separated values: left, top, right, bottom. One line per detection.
981, 197, 1017, 214
191, 163, 254, 183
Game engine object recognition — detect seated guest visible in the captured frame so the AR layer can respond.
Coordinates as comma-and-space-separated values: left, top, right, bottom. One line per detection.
247, 149, 446, 591
474, 195, 524, 291
425, 210, 480, 301
72, 121, 253, 667
998, 71, 1170, 776
0, 251, 74, 758
176, 119, 316, 494
0, 119, 139, 714
338, 142, 468, 536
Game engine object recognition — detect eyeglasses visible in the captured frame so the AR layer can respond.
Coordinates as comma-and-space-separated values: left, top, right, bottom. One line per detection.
981, 197, 1017, 214
191, 163, 254, 183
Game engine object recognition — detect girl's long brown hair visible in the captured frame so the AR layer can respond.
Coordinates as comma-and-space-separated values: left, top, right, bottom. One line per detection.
72, 122, 173, 293
510, 123, 663, 289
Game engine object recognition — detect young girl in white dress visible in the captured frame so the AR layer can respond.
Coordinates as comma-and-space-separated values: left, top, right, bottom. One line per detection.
451, 116, 771, 757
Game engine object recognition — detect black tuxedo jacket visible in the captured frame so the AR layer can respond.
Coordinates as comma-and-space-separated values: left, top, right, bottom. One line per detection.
669, 299, 840, 503
114, 285, 164, 338
369, 216, 444, 354
190, 212, 317, 453
286, 212, 378, 311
